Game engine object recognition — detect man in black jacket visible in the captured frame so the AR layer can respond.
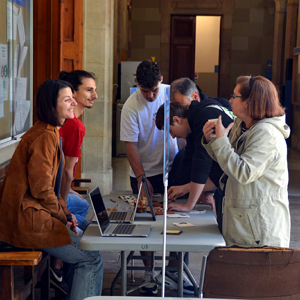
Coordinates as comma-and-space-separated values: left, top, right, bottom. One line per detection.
156, 78, 234, 212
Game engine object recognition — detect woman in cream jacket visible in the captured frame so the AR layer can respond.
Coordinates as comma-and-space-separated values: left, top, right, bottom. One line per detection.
202, 76, 290, 247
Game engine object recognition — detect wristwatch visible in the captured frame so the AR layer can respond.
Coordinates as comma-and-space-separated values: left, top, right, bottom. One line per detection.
66, 214, 73, 222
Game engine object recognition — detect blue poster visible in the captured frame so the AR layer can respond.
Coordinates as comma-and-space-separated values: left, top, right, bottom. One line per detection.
12, 0, 24, 7
163, 87, 170, 183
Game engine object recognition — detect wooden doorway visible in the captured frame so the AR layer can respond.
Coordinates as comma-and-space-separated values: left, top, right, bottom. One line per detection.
169, 16, 196, 83
169, 15, 221, 97
33, 0, 83, 178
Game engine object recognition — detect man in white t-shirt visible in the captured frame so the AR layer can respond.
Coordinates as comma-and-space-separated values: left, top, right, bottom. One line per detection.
120, 61, 178, 296
121, 61, 178, 197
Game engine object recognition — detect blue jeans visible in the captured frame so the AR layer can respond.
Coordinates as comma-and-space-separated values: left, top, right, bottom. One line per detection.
41, 228, 103, 300
67, 193, 90, 231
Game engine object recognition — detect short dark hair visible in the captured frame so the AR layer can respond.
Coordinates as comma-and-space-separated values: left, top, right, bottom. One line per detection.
170, 78, 198, 101
156, 102, 189, 130
236, 75, 285, 119
58, 70, 97, 91
34, 79, 74, 126
135, 61, 161, 89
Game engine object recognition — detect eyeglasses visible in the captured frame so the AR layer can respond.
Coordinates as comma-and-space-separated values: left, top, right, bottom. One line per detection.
230, 94, 243, 99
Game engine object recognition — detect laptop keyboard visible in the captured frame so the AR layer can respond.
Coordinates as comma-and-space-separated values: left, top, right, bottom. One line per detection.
110, 211, 127, 220
113, 224, 136, 235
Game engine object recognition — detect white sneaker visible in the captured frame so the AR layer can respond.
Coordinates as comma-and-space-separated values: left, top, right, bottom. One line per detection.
156, 270, 195, 295
140, 270, 158, 296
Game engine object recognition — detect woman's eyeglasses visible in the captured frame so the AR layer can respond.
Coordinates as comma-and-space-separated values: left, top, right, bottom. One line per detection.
230, 94, 243, 99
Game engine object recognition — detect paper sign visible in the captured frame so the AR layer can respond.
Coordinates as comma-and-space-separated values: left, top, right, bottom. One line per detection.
0, 44, 9, 100
17, 46, 27, 77
17, 9, 25, 47
7, 2, 18, 41
14, 99, 30, 134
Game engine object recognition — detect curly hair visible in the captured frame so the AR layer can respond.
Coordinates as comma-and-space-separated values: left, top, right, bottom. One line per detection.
135, 61, 161, 89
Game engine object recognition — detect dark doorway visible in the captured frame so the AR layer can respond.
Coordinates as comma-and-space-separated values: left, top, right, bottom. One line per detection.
169, 15, 221, 98
169, 15, 196, 83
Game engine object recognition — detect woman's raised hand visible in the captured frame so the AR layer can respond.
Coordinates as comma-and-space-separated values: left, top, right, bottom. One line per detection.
215, 115, 234, 139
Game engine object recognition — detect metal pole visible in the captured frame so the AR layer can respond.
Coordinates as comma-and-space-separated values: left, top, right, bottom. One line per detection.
162, 179, 168, 297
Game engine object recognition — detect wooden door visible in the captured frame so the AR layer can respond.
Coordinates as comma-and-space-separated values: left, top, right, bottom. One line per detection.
33, 0, 83, 178
169, 16, 196, 83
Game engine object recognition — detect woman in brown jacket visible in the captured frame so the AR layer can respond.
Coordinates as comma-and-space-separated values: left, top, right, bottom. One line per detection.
0, 79, 103, 299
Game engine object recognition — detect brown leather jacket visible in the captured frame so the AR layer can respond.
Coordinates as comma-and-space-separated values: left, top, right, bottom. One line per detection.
0, 121, 72, 249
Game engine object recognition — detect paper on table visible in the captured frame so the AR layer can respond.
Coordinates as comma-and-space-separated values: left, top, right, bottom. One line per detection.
173, 222, 195, 227
119, 195, 137, 205
7, 2, 18, 41
17, 9, 25, 47
17, 46, 27, 78
167, 213, 190, 218
190, 210, 206, 214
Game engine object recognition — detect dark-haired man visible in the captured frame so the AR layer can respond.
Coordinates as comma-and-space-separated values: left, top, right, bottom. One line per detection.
50, 70, 98, 293
59, 70, 98, 231
120, 61, 179, 295
156, 97, 234, 213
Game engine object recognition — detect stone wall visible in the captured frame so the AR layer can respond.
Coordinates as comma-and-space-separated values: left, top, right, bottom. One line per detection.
82, 0, 114, 195
230, 0, 274, 90
130, 0, 161, 64
128, 0, 275, 98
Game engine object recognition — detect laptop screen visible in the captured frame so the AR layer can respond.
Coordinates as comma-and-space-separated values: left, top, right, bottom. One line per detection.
141, 176, 156, 221
90, 187, 110, 232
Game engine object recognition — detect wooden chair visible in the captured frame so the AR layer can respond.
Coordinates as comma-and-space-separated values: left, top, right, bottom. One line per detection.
71, 178, 92, 194
0, 251, 50, 300
199, 246, 300, 299
0, 160, 50, 300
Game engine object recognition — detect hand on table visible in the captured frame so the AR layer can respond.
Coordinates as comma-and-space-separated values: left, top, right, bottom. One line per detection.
168, 202, 192, 212
168, 185, 189, 201
198, 192, 215, 211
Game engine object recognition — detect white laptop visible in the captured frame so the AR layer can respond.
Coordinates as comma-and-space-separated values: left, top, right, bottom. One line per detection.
89, 187, 152, 237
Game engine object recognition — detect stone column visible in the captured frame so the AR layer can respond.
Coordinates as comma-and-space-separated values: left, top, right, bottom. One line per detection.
272, 0, 287, 88
82, 0, 114, 195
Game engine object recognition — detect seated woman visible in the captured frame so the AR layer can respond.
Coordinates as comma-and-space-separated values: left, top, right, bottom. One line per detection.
0, 79, 103, 299
202, 75, 290, 247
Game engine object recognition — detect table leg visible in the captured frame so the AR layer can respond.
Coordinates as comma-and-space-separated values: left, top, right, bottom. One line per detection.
121, 251, 127, 295
177, 252, 183, 297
